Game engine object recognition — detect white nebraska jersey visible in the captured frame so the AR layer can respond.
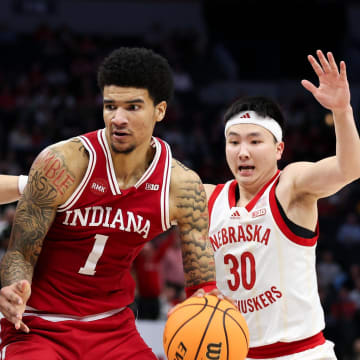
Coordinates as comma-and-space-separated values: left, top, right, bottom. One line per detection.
208, 171, 325, 348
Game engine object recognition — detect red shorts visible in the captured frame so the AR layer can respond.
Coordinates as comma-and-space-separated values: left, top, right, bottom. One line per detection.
0, 307, 157, 360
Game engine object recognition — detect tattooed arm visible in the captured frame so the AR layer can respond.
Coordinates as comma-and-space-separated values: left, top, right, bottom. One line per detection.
0, 138, 88, 332
169, 159, 216, 288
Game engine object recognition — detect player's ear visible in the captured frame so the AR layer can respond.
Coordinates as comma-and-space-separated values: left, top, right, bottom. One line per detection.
155, 101, 167, 123
276, 141, 284, 160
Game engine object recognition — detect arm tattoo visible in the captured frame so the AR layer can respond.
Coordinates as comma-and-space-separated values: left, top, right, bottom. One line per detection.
177, 178, 216, 287
172, 159, 190, 171
69, 138, 88, 158
0, 149, 74, 286
33, 149, 75, 196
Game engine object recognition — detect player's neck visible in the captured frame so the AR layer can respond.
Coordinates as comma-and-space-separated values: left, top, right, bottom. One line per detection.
111, 143, 155, 189
236, 168, 278, 207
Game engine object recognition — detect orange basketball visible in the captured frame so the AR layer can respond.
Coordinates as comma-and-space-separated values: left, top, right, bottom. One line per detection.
163, 294, 249, 360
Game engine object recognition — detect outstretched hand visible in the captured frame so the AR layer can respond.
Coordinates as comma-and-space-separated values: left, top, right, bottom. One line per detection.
0, 280, 31, 333
301, 50, 351, 113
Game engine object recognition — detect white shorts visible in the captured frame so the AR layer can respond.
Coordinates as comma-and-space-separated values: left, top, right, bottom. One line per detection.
247, 340, 337, 360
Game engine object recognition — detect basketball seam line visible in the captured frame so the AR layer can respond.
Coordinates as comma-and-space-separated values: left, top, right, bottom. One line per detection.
194, 298, 221, 360
165, 297, 209, 357
224, 309, 250, 348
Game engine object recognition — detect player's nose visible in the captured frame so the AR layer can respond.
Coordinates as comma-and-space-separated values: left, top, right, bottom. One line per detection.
238, 144, 250, 159
112, 108, 129, 125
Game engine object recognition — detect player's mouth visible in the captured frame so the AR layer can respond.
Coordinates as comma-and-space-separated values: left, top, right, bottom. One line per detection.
238, 165, 255, 175
112, 129, 130, 140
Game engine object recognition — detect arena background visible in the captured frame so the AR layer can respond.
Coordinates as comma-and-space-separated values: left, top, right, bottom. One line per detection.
0, 0, 360, 358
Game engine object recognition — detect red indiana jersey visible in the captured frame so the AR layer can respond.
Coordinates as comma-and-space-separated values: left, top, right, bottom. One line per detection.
26, 129, 172, 317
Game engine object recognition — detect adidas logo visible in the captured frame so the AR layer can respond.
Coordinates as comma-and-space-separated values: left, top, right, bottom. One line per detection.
230, 209, 241, 219
240, 112, 251, 119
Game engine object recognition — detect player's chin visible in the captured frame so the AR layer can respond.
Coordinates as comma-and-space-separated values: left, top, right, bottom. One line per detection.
111, 143, 136, 154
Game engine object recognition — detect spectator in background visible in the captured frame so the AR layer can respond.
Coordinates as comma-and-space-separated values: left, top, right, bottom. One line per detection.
161, 228, 185, 306
317, 249, 344, 289
331, 286, 358, 358
349, 277, 360, 310
337, 212, 360, 246
133, 232, 175, 320
348, 338, 360, 360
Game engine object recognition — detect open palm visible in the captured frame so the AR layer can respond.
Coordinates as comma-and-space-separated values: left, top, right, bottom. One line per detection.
301, 50, 350, 112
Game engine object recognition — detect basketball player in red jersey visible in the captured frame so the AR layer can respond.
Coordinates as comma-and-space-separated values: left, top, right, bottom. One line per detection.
0, 175, 27, 204
205, 50, 360, 359
0, 47, 218, 359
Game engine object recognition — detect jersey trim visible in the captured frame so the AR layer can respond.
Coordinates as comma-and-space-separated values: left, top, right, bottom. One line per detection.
247, 331, 325, 358
98, 129, 121, 195
1, 345, 9, 359
135, 137, 161, 189
58, 135, 96, 212
160, 140, 172, 230
269, 178, 319, 246
245, 170, 280, 212
228, 180, 237, 208
22, 306, 126, 323
208, 184, 225, 219
225, 170, 281, 211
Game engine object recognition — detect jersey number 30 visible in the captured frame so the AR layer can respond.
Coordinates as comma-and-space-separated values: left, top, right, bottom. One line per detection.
224, 252, 256, 291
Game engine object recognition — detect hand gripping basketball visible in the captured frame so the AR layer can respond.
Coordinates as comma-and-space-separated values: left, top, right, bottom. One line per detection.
163, 294, 249, 360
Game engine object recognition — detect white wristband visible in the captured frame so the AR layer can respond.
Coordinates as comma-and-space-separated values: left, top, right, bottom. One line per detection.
18, 175, 28, 195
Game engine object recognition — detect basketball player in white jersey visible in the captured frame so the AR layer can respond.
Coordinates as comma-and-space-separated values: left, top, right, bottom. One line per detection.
0, 175, 27, 204
205, 50, 360, 359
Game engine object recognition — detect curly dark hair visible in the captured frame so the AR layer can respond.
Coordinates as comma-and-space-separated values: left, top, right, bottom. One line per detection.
97, 47, 174, 105
224, 96, 286, 135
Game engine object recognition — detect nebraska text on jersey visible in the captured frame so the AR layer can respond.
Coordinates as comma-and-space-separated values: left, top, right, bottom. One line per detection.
210, 224, 271, 251
63, 206, 151, 238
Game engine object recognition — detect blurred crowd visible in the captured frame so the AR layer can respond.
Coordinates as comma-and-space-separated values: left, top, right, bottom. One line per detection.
0, 22, 360, 359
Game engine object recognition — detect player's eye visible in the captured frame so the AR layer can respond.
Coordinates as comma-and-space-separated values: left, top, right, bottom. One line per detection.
128, 104, 140, 111
227, 138, 239, 145
105, 104, 116, 110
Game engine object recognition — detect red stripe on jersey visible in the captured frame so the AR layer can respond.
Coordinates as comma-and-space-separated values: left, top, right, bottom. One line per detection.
208, 184, 225, 220
269, 177, 319, 246
228, 180, 237, 208
248, 331, 325, 358
245, 170, 280, 212
225, 171, 280, 212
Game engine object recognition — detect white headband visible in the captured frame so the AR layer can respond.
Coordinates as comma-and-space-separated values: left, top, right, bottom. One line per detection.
224, 110, 283, 142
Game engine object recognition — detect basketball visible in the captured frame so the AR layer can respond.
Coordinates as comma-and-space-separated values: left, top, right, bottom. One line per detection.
163, 294, 249, 360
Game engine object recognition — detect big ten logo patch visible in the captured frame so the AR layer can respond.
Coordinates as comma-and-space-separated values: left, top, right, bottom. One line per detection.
251, 208, 266, 218
145, 183, 159, 191
90, 178, 108, 195
206, 342, 222, 359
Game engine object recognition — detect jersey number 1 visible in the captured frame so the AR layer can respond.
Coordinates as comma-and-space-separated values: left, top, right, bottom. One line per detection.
224, 252, 256, 291
79, 234, 109, 275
